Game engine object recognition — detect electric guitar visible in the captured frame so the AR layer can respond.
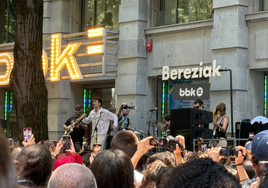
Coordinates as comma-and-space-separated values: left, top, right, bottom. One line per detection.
64, 114, 86, 135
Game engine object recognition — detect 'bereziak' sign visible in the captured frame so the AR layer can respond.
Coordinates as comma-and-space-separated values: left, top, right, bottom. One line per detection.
162, 60, 221, 80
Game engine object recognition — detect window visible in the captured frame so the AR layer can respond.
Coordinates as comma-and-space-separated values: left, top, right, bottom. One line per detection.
260, 0, 268, 11
0, 0, 16, 44
158, 0, 213, 26
82, 0, 121, 31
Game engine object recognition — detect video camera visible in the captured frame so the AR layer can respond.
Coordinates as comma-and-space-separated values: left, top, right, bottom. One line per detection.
219, 148, 240, 157
123, 105, 137, 110
149, 135, 183, 153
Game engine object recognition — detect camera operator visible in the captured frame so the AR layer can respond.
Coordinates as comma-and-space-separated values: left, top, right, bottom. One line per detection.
116, 102, 132, 131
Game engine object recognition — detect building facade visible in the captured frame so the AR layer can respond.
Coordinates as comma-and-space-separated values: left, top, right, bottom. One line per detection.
0, 0, 267, 140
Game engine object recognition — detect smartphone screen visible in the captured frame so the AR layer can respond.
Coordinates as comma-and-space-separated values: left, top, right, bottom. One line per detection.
61, 135, 71, 153
23, 127, 32, 142
201, 143, 207, 152
219, 148, 231, 157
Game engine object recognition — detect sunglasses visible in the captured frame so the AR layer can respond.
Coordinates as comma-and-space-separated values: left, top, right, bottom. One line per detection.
75, 108, 81, 111
194, 106, 200, 109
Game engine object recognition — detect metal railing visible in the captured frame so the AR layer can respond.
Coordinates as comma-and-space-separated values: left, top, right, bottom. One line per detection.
192, 138, 249, 151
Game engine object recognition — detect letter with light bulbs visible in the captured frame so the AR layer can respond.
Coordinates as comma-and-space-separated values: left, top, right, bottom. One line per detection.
0, 28, 106, 85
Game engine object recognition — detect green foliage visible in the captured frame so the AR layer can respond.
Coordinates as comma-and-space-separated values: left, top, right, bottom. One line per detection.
84, 0, 121, 30
2, 0, 16, 43
178, 0, 213, 23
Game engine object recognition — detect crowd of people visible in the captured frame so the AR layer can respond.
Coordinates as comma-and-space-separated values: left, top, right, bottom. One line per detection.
1, 98, 268, 188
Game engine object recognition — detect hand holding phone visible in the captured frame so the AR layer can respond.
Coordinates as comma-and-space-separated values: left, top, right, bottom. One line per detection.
61, 135, 71, 153
23, 127, 32, 142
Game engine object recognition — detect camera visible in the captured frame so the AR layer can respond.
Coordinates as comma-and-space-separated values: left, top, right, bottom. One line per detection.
219, 148, 239, 157
149, 136, 183, 153
123, 105, 137, 110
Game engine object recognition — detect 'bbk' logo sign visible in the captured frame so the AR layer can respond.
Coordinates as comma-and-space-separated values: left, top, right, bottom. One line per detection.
173, 83, 210, 100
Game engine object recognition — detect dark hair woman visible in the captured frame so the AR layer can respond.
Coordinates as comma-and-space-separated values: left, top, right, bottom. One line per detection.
90, 149, 134, 188
17, 144, 53, 188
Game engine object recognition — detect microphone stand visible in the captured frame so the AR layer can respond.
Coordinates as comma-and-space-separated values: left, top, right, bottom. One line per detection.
93, 112, 102, 144
147, 109, 156, 137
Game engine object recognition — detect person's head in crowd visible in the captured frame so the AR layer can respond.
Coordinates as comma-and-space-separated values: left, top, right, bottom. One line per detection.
53, 153, 83, 170
42, 140, 55, 154
245, 141, 253, 159
146, 151, 176, 167
260, 175, 268, 188
111, 130, 139, 158
183, 151, 199, 162
11, 147, 22, 160
136, 153, 149, 173
81, 151, 93, 168
161, 158, 240, 188
251, 130, 268, 178
13, 138, 20, 148
194, 99, 204, 109
213, 102, 226, 120
17, 144, 53, 188
90, 149, 134, 188
48, 163, 97, 188
0, 133, 17, 188
243, 159, 256, 180
155, 166, 174, 188
140, 160, 167, 188
163, 114, 170, 124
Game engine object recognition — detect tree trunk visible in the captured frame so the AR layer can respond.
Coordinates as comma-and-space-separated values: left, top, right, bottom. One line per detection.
10, 0, 48, 142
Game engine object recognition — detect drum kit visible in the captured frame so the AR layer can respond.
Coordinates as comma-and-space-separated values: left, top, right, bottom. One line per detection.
122, 127, 145, 140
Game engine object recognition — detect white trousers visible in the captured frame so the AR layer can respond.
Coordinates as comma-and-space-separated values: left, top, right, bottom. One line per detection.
90, 135, 107, 150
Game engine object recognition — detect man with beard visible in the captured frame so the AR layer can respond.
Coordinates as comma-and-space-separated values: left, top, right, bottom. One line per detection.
63, 105, 87, 146
116, 102, 132, 132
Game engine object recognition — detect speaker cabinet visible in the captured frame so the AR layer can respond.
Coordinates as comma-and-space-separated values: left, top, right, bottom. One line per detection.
170, 108, 213, 151
236, 121, 268, 146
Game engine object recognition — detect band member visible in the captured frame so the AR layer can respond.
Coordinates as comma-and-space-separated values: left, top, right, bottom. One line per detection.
194, 99, 204, 109
82, 97, 118, 149
161, 114, 170, 136
212, 102, 229, 147
115, 102, 131, 131
63, 105, 87, 146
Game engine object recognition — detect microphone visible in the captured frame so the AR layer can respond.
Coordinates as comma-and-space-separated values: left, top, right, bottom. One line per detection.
148, 107, 157, 112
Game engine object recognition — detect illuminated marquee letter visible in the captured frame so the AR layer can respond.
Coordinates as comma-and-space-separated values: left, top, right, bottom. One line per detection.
87, 28, 104, 55
50, 34, 82, 81
0, 53, 14, 85
42, 50, 48, 76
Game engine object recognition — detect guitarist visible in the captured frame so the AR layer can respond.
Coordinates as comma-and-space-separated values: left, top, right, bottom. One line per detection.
63, 105, 87, 146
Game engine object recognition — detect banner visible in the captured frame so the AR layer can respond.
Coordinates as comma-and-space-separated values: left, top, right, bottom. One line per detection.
172, 83, 210, 100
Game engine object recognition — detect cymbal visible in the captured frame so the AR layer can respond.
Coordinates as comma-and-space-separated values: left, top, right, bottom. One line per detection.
134, 129, 145, 134
126, 127, 145, 134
